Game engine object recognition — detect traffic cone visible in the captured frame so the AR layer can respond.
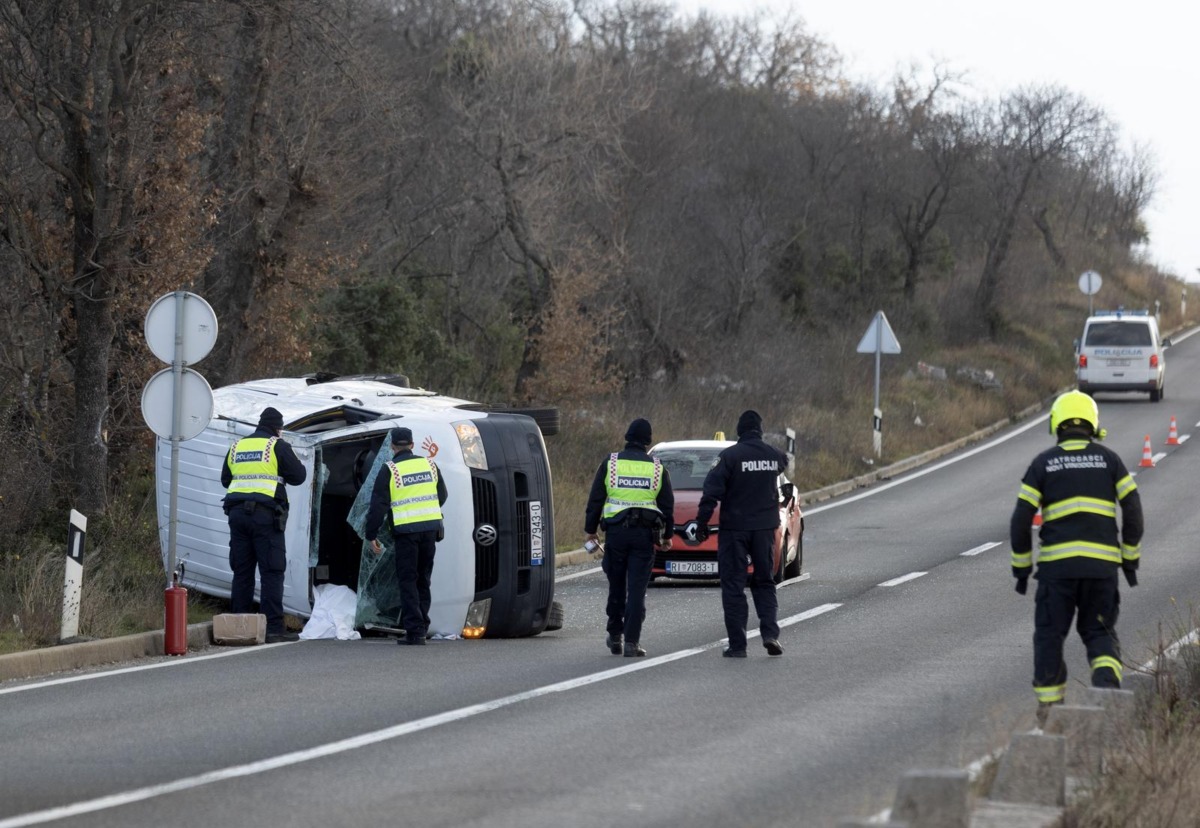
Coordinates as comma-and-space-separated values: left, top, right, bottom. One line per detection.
1166, 416, 1181, 446
1032, 511, 1043, 528
1139, 434, 1155, 467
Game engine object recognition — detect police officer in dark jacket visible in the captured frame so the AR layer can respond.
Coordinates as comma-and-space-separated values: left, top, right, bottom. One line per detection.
1011, 391, 1143, 724
584, 418, 674, 657
365, 427, 449, 645
695, 410, 787, 658
221, 406, 308, 643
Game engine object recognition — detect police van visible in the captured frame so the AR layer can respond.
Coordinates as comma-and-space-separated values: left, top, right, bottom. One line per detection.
155, 375, 560, 638
1076, 309, 1170, 402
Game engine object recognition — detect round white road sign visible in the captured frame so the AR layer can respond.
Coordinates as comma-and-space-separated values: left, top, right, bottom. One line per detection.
144, 292, 218, 365
141, 367, 214, 441
1078, 270, 1102, 296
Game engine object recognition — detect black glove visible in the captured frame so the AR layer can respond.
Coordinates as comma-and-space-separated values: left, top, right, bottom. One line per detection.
1122, 564, 1138, 587
693, 521, 710, 542
1014, 577, 1028, 595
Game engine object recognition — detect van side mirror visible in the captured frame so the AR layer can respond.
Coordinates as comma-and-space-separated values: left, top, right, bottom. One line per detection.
1072, 337, 1080, 354
1162, 337, 1172, 349
779, 481, 794, 505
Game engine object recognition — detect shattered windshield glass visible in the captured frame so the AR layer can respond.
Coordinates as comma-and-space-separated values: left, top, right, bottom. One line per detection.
346, 438, 403, 629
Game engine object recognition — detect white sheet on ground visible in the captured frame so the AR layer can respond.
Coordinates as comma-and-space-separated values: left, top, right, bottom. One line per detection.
300, 584, 363, 640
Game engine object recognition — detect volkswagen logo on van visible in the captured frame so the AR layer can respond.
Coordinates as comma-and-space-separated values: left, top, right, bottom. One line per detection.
473, 523, 498, 547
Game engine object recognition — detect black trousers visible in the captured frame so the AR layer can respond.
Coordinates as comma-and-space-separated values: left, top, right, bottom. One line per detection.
228, 504, 287, 636
602, 525, 655, 644
393, 529, 437, 638
1033, 575, 1122, 698
718, 527, 780, 652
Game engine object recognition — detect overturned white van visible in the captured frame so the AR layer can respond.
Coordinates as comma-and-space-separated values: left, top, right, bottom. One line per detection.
155, 374, 561, 638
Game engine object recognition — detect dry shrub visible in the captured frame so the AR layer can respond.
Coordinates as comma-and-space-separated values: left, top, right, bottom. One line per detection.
0, 475, 169, 654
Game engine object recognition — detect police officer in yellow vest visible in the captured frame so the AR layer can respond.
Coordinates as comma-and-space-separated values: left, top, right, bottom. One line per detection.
221, 406, 308, 643
366, 427, 448, 645
1010, 391, 1143, 724
584, 418, 674, 657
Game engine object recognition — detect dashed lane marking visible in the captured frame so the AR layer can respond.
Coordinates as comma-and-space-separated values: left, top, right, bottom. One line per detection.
961, 542, 1001, 557
878, 572, 927, 587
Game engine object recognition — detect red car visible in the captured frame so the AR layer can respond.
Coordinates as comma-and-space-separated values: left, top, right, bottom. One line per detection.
648, 438, 803, 582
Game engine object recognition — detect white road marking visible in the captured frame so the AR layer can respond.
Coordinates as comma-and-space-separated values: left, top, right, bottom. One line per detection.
960, 542, 1001, 557
1178, 434, 1190, 444
0, 643, 290, 697
878, 572, 926, 587
557, 566, 604, 582
1152, 452, 1167, 464
0, 604, 842, 828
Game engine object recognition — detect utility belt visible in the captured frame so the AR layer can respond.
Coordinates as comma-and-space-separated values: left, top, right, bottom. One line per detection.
229, 499, 288, 532
606, 508, 665, 532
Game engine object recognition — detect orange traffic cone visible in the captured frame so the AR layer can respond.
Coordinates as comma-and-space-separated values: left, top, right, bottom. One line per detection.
1166, 416, 1181, 446
1032, 511, 1043, 528
1139, 434, 1155, 467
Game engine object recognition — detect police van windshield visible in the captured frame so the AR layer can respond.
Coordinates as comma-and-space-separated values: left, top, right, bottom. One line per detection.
652, 448, 722, 489
1085, 322, 1152, 347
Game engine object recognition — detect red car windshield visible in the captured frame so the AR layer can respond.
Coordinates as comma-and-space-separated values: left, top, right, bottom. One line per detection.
651, 448, 723, 490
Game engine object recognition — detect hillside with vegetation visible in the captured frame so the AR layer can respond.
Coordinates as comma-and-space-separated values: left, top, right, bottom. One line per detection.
0, 0, 1186, 650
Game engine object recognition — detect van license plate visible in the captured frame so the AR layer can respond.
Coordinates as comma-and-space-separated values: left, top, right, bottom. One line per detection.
666, 560, 717, 575
1106, 359, 1130, 367
530, 501, 544, 566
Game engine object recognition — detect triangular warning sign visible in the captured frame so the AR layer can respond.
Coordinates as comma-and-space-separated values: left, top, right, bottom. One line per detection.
856, 311, 901, 355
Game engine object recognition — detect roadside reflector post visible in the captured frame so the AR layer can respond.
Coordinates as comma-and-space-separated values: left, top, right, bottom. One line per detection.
60, 509, 87, 643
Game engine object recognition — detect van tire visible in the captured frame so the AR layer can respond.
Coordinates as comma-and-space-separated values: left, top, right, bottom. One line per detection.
545, 600, 564, 631
1151, 388, 1161, 402
511, 407, 560, 437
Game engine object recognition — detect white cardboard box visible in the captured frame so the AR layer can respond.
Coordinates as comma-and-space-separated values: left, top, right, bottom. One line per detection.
212, 613, 267, 645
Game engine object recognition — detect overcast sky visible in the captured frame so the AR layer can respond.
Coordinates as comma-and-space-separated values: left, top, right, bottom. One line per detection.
672, 0, 1200, 282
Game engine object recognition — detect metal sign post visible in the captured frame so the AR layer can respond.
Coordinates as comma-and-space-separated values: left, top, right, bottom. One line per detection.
856, 311, 902, 458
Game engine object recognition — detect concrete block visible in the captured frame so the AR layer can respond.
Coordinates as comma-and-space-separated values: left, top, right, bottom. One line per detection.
890, 769, 970, 828
836, 820, 907, 828
1043, 704, 1105, 776
1089, 686, 1132, 720
989, 731, 1065, 807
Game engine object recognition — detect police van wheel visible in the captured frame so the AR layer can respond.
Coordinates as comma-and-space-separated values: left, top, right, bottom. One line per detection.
785, 536, 803, 579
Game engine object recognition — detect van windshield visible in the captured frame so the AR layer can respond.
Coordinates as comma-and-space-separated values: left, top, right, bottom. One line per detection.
1085, 322, 1152, 347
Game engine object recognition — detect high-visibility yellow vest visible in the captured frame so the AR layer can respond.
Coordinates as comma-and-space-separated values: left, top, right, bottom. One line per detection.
601, 454, 663, 520
388, 457, 443, 528
226, 437, 282, 498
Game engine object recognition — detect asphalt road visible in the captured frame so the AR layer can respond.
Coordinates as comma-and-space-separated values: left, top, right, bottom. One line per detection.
4, 329, 1200, 828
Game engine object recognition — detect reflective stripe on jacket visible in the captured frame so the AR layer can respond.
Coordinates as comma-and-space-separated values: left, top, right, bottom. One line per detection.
226, 437, 282, 498
388, 457, 443, 530
601, 454, 663, 520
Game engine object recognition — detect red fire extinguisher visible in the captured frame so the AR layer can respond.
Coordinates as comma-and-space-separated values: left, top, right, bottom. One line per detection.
165, 572, 188, 656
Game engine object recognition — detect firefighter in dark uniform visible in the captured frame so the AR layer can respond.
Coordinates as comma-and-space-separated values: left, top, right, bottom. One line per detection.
1010, 390, 1143, 724
366, 427, 448, 645
584, 418, 674, 657
695, 410, 787, 658
221, 406, 308, 643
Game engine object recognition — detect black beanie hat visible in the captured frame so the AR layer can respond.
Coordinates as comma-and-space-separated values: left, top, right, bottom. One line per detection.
391, 426, 413, 446
258, 407, 284, 431
624, 418, 652, 446
736, 409, 763, 436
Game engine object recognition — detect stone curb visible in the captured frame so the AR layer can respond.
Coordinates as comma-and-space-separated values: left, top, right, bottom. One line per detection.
0, 623, 212, 683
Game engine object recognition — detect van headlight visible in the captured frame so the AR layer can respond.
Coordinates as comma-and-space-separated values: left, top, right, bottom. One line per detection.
454, 421, 488, 470
462, 598, 491, 639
